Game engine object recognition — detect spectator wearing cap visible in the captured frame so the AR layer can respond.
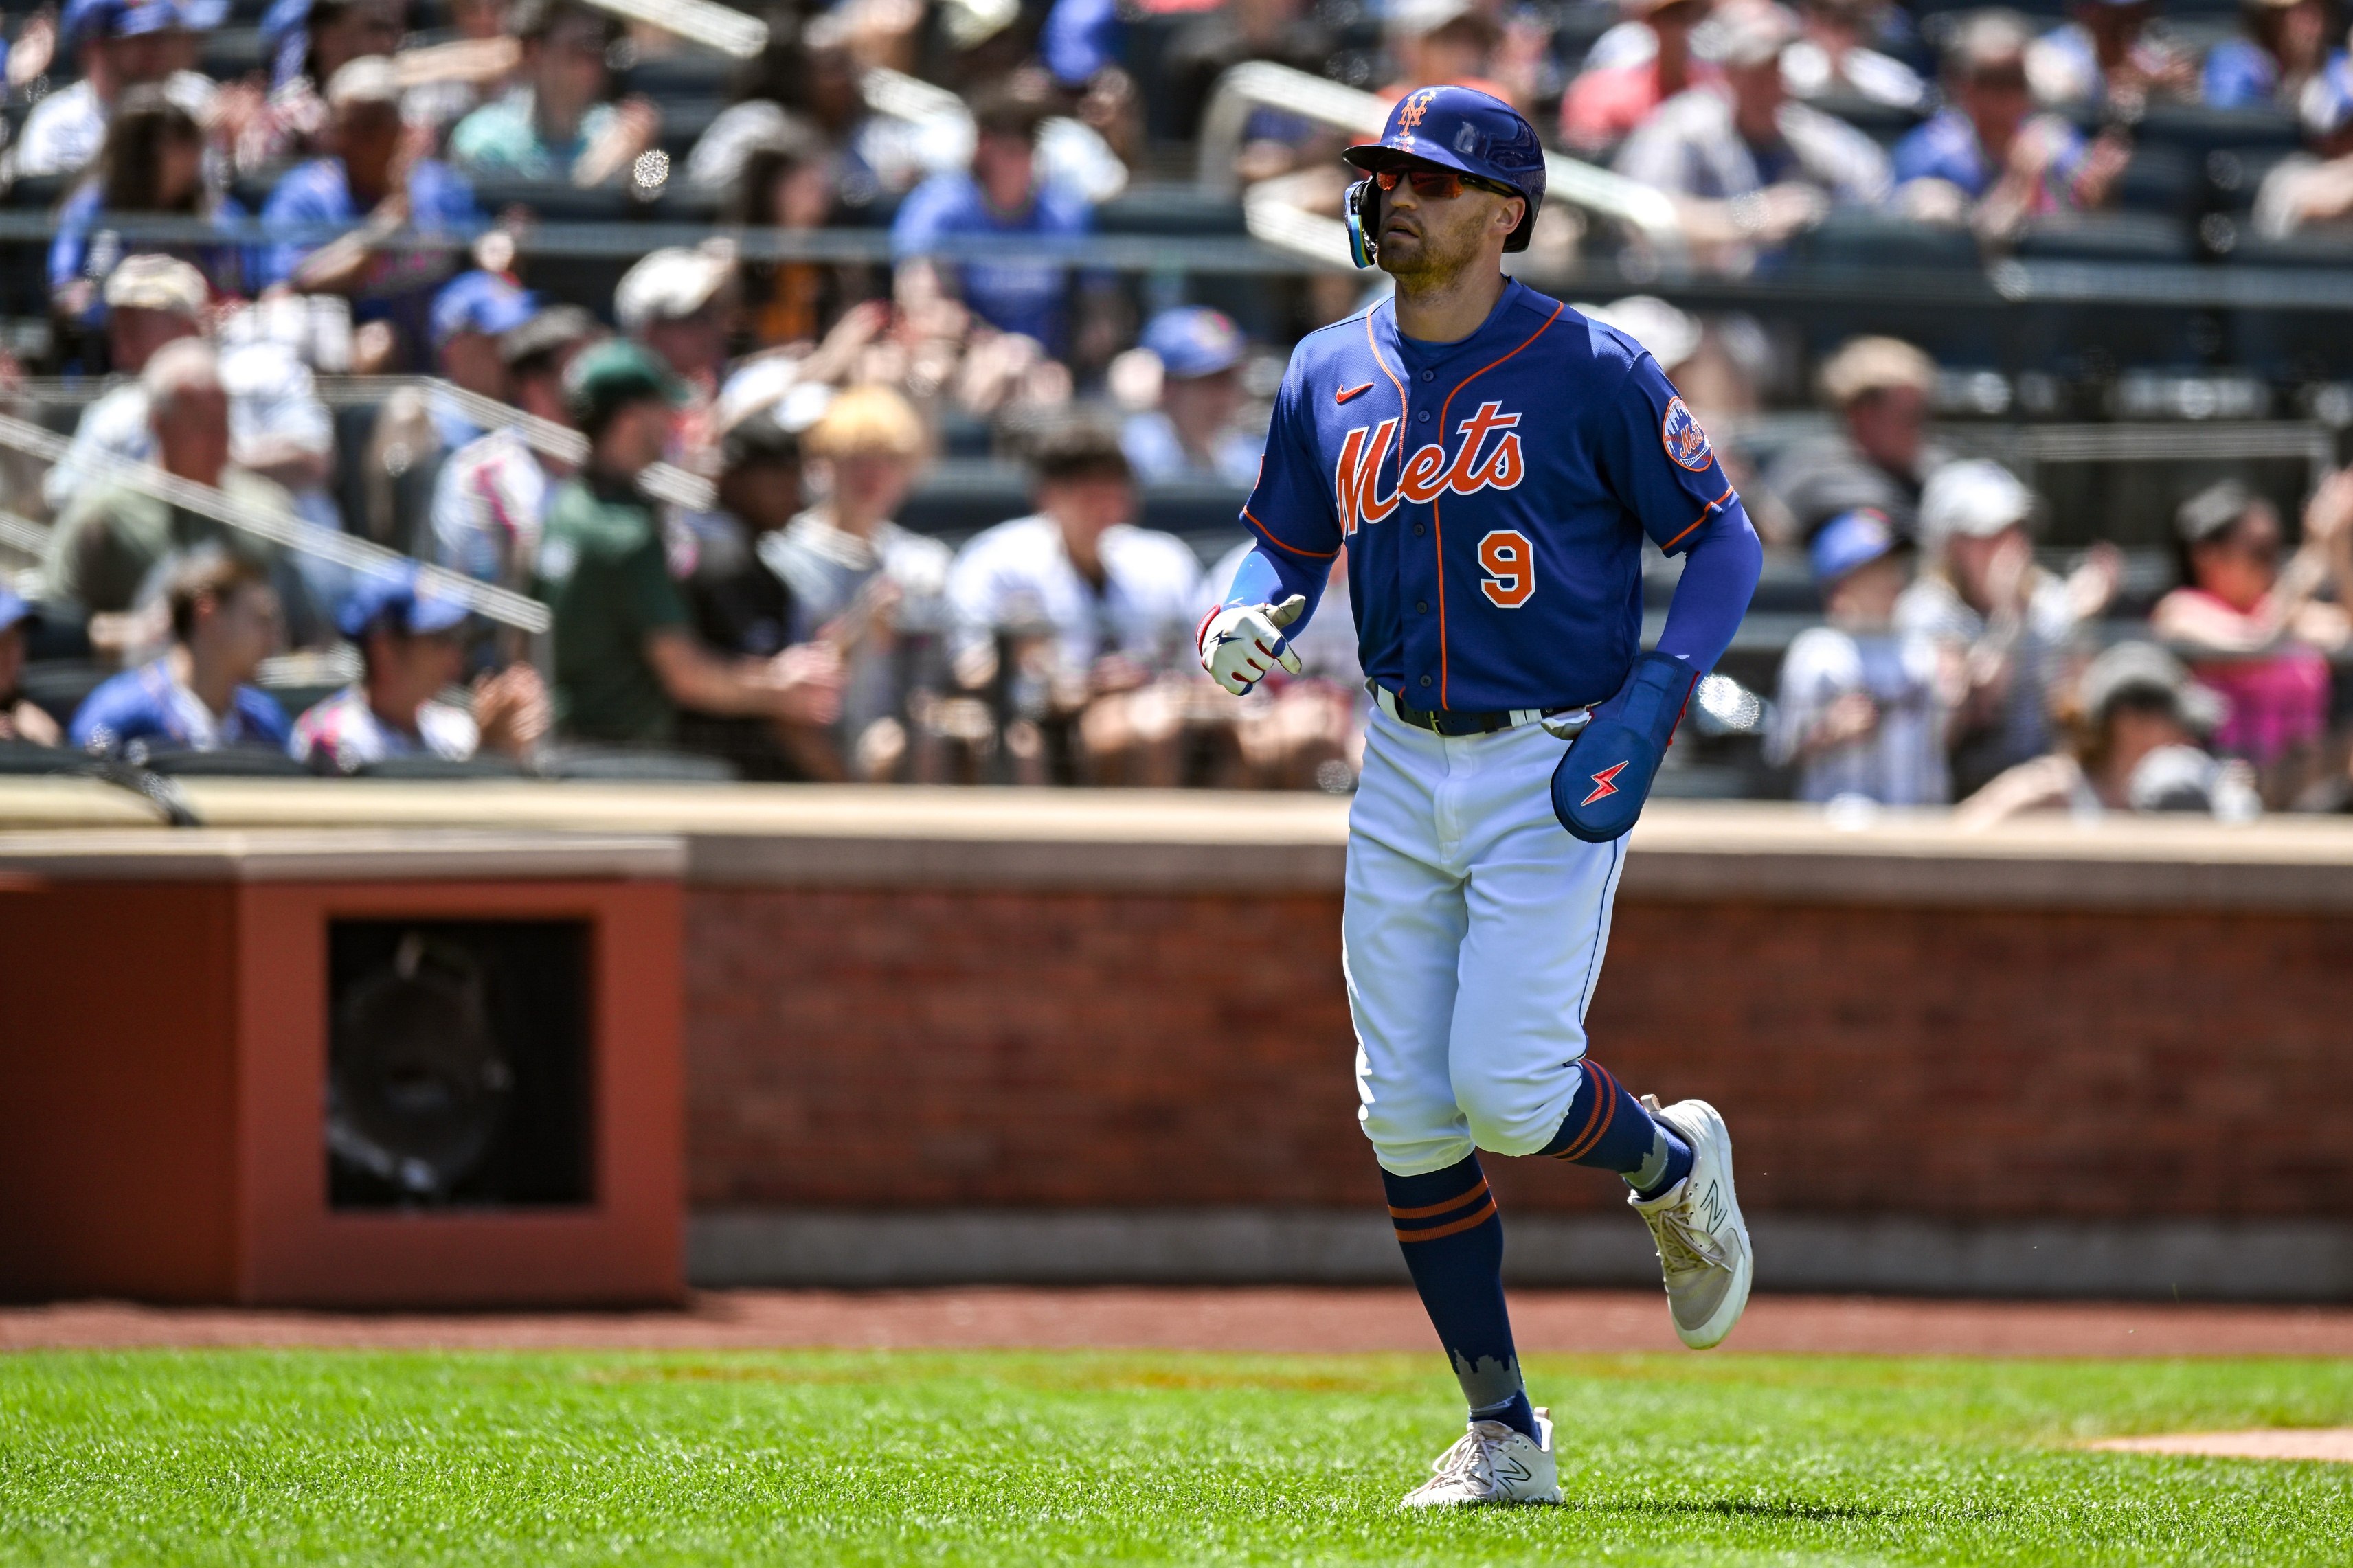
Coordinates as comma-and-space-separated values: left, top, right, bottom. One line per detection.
890, 87, 1096, 359
1781, 0, 1926, 108
0, 587, 62, 747
2207, 0, 2340, 108
1765, 507, 1950, 805
1614, 0, 1891, 266
259, 56, 484, 373
1893, 11, 2126, 240
617, 247, 736, 402
17, 0, 189, 179
2251, 54, 2353, 235
449, 0, 660, 187
42, 256, 339, 538
2150, 473, 2353, 796
1957, 641, 2261, 825
2027, 0, 2196, 110
43, 339, 308, 630
945, 420, 1202, 785
233, 0, 404, 170
1564, 0, 1723, 157
532, 339, 842, 751
760, 385, 952, 781
289, 563, 548, 773
432, 304, 598, 593
1762, 335, 1947, 540
1382, 0, 1514, 105
50, 87, 247, 341
68, 549, 289, 760
1894, 457, 2121, 797
1120, 308, 1264, 488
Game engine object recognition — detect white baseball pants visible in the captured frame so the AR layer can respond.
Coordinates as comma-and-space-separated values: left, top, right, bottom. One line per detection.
1344, 707, 1630, 1177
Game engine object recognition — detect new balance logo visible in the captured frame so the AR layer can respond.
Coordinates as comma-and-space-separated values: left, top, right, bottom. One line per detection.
1580, 762, 1629, 807
1699, 1181, 1728, 1232
1332, 401, 1525, 536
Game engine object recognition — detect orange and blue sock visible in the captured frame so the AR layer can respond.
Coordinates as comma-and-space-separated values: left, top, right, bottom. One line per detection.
1382, 1152, 1538, 1441
1540, 1059, 1692, 1201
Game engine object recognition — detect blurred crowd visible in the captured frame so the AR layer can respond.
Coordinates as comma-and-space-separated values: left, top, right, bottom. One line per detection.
0, 0, 2345, 821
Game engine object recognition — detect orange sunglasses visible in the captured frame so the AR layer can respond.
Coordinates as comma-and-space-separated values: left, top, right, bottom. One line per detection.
1373, 167, 1519, 201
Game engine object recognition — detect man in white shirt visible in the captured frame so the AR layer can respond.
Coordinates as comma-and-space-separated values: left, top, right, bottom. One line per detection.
945, 420, 1203, 782
17, 0, 211, 179
1766, 506, 1949, 806
44, 256, 337, 530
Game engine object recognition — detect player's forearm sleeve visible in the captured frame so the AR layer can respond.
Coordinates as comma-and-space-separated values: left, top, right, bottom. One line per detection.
1654, 497, 1763, 674
1220, 542, 1331, 628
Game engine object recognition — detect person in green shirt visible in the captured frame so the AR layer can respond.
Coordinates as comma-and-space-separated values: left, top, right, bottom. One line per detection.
447, 0, 660, 185
533, 339, 841, 749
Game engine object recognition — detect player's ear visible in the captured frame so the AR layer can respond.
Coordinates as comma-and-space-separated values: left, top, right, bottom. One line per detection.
1498, 194, 1525, 236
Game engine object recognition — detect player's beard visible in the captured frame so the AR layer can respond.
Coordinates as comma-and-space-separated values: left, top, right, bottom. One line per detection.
1376, 201, 1502, 299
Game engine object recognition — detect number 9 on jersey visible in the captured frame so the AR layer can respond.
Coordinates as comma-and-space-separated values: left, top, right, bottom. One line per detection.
1478, 529, 1535, 609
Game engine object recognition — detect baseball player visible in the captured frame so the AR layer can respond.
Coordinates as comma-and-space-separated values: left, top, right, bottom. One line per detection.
1198, 85, 1766, 1507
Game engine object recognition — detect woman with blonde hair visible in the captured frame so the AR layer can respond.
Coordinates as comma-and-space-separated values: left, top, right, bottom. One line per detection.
761, 384, 952, 780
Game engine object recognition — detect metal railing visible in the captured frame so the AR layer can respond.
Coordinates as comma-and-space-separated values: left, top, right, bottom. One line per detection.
1191, 61, 1687, 267
0, 411, 551, 633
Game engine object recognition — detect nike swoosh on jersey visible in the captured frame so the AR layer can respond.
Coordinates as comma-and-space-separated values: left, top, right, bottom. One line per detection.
1335, 382, 1374, 404
1581, 762, 1630, 806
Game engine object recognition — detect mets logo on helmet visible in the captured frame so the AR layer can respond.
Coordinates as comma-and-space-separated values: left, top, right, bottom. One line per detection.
1660, 397, 1714, 473
1396, 88, 1437, 141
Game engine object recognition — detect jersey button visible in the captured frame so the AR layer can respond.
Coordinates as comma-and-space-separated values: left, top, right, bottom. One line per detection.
1417, 410, 1430, 422
1413, 523, 1426, 536
1419, 675, 1432, 688
1420, 370, 1434, 382
1416, 600, 1428, 613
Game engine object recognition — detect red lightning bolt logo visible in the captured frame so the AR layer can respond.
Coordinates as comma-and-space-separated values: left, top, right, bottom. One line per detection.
1580, 762, 1630, 807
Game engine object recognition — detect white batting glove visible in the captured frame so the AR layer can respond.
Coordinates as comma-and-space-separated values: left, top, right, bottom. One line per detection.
1197, 594, 1307, 695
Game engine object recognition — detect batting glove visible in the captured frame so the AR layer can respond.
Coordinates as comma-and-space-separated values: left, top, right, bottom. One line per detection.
1198, 594, 1307, 695
1551, 650, 1698, 843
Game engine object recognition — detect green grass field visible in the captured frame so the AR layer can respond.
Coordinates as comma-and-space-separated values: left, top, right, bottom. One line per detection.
3, 1348, 2350, 1566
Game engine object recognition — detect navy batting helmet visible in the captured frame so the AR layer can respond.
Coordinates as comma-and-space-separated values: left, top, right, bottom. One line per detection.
1342, 84, 1546, 259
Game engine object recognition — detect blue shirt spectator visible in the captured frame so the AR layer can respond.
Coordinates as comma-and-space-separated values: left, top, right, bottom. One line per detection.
1042, 0, 1121, 87
69, 553, 289, 759
258, 56, 481, 368
890, 89, 1092, 353
1893, 106, 2085, 199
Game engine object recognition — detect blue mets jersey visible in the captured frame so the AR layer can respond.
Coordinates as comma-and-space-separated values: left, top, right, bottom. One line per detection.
1239, 279, 1740, 712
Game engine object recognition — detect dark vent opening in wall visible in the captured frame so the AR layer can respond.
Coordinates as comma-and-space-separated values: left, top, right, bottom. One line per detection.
326, 920, 593, 1209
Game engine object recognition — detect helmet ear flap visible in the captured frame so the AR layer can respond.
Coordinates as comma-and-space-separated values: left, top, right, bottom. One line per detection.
1345, 177, 1379, 269
1502, 188, 1536, 253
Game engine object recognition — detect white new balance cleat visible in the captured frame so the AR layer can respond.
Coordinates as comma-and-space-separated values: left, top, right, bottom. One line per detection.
1629, 1095, 1753, 1350
1399, 1407, 1562, 1507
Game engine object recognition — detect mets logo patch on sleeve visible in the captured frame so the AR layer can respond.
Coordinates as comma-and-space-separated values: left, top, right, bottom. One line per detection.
1660, 397, 1715, 473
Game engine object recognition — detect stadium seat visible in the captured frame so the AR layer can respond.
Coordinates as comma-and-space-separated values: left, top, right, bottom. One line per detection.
2113, 144, 2200, 218
0, 740, 82, 775
357, 753, 530, 780
2133, 104, 2301, 161
2012, 211, 2196, 262
622, 50, 735, 101
1807, 93, 1926, 148
536, 744, 739, 781
1093, 186, 1250, 238
140, 745, 313, 777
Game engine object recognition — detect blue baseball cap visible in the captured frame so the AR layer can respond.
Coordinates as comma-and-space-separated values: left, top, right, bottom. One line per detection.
1810, 508, 1903, 586
63, 0, 180, 47
1343, 84, 1546, 252
0, 582, 36, 634
1140, 306, 1245, 380
337, 563, 471, 641
432, 271, 539, 350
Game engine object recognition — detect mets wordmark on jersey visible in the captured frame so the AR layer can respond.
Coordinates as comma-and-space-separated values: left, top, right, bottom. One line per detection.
1241, 280, 1738, 714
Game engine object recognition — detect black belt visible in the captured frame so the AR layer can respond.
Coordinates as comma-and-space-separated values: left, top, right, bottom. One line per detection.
1369, 683, 1592, 738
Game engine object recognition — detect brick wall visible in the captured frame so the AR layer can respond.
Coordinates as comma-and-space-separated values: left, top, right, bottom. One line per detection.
684, 889, 2353, 1223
